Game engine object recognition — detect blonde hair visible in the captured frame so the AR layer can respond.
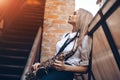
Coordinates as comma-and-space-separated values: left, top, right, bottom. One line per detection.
76, 8, 93, 45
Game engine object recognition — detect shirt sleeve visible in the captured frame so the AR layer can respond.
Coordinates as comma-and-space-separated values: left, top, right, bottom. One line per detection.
79, 35, 92, 66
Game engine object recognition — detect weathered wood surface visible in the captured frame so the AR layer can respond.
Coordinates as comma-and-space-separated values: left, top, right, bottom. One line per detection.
88, 0, 120, 80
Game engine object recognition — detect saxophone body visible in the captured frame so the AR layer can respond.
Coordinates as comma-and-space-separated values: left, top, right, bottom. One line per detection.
25, 54, 65, 80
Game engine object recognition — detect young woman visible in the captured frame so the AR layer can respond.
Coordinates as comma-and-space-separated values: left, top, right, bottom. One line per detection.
32, 8, 93, 80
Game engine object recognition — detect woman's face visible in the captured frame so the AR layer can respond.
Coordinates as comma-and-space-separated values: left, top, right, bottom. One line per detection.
68, 11, 80, 32
68, 11, 78, 26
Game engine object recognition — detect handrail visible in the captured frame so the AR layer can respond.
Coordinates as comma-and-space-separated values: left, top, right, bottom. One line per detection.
21, 26, 42, 80
0, 19, 4, 37
0, 29, 2, 36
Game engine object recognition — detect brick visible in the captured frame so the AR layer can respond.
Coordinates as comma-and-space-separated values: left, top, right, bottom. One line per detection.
41, 0, 75, 62
52, 20, 66, 24
54, 1, 65, 6
45, 15, 58, 19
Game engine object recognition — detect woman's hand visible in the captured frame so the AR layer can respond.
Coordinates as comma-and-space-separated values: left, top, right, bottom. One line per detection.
53, 60, 88, 72
53, 60, 66, 71
32, 62, 40, 71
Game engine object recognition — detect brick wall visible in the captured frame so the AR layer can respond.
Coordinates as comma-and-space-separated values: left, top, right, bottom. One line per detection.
41, 0, 75, 62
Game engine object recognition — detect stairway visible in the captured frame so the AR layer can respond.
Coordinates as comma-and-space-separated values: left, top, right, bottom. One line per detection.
0, 3, 43, 80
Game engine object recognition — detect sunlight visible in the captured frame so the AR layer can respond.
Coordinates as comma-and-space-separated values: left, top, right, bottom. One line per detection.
26, 0, 41, 5
0, 19, 4, 29
0, 0, 9, 6
75, 0, 100, 16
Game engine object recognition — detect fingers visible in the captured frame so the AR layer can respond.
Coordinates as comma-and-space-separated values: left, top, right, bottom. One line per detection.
53, 60, 62, 66
52, 60, 64, 71
32, 63, 40, 71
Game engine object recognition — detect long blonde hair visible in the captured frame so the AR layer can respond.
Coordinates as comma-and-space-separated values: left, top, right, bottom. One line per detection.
76, 8, 93, 45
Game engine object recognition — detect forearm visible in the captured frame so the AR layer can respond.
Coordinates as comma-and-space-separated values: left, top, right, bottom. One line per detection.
63, 64, 88, 73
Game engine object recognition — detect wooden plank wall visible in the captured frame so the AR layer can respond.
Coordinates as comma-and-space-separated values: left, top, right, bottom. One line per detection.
88, 0, 120, 80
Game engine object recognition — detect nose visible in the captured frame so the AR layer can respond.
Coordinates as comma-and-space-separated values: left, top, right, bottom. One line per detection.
69, 16, 72, 20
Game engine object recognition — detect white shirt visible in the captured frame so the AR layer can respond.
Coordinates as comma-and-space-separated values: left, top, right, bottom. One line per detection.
55, 32, 92, 66
56, 32, 77, 54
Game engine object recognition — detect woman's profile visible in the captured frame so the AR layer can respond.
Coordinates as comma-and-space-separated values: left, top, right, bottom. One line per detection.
32, 8, 93, 80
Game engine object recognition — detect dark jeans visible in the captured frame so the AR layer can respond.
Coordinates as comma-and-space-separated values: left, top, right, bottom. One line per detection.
36, 68, 74, 80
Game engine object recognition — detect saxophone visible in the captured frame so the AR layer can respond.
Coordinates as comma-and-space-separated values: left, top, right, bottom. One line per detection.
25, 53, 66, 80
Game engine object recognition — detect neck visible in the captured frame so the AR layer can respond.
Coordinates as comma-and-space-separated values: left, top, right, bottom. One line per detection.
72, 25, 78, 32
